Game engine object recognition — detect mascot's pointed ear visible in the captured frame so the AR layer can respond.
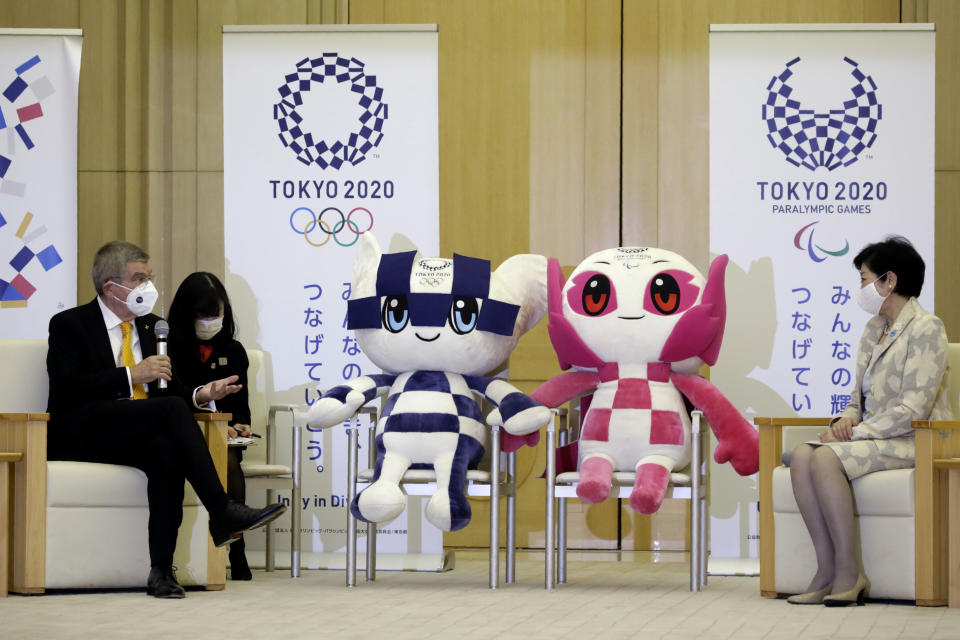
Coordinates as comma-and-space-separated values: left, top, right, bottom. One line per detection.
659, 254, 728, 366
352, 233, 383, 298
387, 233, 418, 254
491, 254, 547, 336
545, 258, 604, 370
699, 254, 728, 365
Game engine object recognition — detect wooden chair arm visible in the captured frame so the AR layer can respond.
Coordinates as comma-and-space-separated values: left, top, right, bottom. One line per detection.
194, 412, 232, 423
754, 416, 830, 597
754, 417, 832, 427
194, 413, 231, 486
913, 420, 960, 431
0, 413, 50, 422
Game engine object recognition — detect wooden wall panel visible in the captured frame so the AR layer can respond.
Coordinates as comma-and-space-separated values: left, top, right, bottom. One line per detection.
927, 0, 960, 170
195, 0, 311, 174
657, 0, 710, 270
75, 0, 124, 172
621, 0, 659, 248
935, 172, 960, 340
529, 1, 587, 267
196, 172, 225, 277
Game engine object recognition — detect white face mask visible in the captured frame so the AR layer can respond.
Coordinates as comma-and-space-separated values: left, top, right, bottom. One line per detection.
111, 280, 159, 317
856, 272, 890, 316
195, 316, 224, 340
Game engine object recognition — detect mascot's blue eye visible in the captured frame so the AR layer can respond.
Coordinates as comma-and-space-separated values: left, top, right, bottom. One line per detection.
382, 296, 409, 333
449, 296, 479, 334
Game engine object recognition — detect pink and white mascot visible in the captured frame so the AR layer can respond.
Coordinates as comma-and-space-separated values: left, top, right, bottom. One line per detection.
531, 247, 759, 514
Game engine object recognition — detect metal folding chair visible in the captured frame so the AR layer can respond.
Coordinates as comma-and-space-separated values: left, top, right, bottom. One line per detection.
544, 405, 709, 591
344, 406, 517, 588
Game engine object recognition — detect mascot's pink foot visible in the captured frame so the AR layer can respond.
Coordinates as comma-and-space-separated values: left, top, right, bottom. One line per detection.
576, 457, 613, 503
629, 463, 670, 514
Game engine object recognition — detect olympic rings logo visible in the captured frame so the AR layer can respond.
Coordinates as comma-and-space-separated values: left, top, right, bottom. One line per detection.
418, 277, 444, 288
289, 206, 374, 248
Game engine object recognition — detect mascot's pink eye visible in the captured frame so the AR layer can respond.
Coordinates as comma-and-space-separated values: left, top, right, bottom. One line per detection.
567, 270, 618, 317
649, 273, 680, 314
582, 274, 611, 316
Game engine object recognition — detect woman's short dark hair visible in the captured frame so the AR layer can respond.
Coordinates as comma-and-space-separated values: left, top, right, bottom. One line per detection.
852, 236, 925, 298
168, 272, 237, 358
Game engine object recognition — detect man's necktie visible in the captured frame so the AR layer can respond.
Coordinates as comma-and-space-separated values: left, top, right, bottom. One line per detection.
120, 321, 148, 399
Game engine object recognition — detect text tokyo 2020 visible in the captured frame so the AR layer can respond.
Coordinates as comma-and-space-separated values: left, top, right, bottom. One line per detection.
756, 180, 887, 202
269, 179, 395, 200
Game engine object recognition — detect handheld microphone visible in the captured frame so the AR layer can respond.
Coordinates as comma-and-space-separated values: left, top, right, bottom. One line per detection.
155, 320, 169, 390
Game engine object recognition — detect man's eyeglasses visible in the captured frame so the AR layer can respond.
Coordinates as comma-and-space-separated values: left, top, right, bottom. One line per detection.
112, 274, 156, 288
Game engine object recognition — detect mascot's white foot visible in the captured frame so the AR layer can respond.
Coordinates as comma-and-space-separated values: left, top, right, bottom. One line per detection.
425, 491, 453, 531
355, 482, 406, 523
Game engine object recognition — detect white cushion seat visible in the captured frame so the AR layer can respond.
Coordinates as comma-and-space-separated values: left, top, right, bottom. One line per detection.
47, 461, 201, 507
556, 470, 692, 485
772, 465, 916, 600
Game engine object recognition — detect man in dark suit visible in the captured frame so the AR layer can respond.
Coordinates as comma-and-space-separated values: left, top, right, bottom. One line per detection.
46, 240, 285, 598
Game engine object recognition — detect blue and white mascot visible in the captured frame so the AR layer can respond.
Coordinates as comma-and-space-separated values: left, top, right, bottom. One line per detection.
306, 233, 551, 531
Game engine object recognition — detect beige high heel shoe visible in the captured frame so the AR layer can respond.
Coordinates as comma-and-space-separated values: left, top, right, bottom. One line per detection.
823, 573, 870, 607
786, 584, 833, 605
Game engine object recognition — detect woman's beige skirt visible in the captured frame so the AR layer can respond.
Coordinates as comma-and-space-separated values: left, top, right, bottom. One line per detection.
808, 439, 913, 480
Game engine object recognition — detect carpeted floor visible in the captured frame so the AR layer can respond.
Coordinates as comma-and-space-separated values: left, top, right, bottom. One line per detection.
2, 550, 958, 639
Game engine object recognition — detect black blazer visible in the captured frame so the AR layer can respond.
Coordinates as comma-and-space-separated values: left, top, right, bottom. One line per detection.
170, 337, 250, 427
46, 298, 192, 459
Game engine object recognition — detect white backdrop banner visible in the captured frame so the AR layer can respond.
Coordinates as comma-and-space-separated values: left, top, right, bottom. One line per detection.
223, 25, 440, 560
0, 30, 81, 336
709, 24, 935, 560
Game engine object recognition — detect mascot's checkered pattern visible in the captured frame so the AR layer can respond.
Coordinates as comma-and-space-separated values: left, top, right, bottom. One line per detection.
762, 56, 881, 172
531, 247, 759, 515
307, 234, 549, 531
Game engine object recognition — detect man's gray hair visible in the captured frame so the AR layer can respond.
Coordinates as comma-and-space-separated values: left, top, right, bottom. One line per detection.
92, 241, 150, 294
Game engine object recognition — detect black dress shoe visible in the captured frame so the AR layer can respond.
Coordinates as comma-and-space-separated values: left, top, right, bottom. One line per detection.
229, 538, 253, 581
147, 566, 186, 599
210, 500, 287, 548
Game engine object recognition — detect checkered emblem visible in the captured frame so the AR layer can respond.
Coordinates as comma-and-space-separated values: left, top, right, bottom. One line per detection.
273, 53, 388, 169
762, 57, 881, 171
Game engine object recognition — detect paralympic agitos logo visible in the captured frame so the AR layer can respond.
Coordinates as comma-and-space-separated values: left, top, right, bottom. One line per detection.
273, 53, 388, 169
794, 221, 849, 263
762, 57, 881, 172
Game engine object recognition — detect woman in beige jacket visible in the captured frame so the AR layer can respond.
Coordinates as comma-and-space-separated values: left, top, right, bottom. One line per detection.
787, 236, 951, 607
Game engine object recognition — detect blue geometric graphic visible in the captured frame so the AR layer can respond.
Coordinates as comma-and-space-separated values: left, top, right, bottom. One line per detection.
0, 282, 26, 301
762, 57, 881, 172
3, 76, 27, 102
9, 245, 33, 271
36, 245, 62, 271
273, 53, 388, 170
15, 55, 40, 75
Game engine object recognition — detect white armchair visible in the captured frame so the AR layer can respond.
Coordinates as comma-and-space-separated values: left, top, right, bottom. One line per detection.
757, 343, 960, 605
0, 338, 228, 593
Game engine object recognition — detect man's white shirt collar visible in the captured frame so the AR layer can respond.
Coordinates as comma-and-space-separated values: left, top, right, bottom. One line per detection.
96, 295, 125, 332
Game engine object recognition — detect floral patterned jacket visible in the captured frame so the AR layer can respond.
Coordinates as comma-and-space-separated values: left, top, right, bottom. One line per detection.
835, 297, 952, 462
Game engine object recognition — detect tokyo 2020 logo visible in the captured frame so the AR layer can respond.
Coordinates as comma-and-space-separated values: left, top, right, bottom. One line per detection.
273, 54, 388, 169
762, 57, 881, 172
